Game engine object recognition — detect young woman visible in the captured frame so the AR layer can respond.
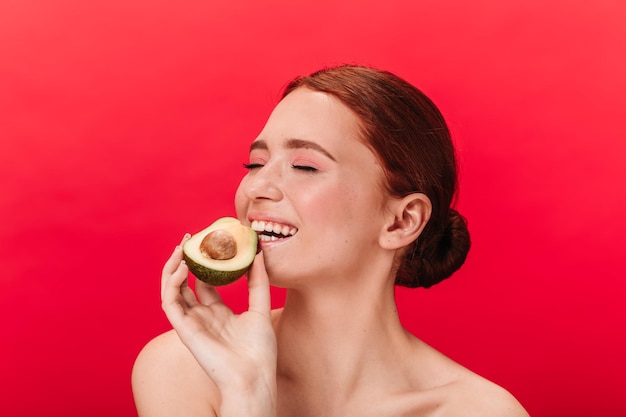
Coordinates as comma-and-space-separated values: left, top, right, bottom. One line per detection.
132, 65, 529, 417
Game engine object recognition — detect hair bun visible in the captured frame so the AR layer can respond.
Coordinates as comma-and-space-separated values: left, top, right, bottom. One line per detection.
396, 209, 471, 288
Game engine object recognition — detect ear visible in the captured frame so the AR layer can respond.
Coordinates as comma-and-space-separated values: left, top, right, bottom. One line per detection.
379, 193, 432, 250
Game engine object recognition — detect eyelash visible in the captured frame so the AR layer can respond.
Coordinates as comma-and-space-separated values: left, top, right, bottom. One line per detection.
242, 163, 263, 170
242, 163, 318, 173
291, 164, 318, 173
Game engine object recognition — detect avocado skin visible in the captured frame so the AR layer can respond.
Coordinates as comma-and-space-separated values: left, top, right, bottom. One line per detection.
183, 252, 250, 286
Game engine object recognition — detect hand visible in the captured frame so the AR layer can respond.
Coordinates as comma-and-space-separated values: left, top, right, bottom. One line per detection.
161, 235, 277, 415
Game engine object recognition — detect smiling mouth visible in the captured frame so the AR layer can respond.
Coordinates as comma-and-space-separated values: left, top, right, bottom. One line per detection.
251, 220, 298, 242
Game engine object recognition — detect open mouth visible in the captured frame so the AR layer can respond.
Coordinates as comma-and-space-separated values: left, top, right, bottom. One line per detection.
251, 220, 298, 242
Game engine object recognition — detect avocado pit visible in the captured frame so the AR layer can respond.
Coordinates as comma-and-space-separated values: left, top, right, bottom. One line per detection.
200, 229, 237, 260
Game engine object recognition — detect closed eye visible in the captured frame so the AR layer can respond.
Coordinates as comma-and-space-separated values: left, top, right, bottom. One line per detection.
291, 164, 318, 172
243, 162, 264, 170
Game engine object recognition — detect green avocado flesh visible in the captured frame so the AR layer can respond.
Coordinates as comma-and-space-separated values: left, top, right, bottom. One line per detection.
183, 217, 258, 286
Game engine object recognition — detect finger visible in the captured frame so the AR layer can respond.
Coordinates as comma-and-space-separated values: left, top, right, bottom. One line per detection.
162, 259, 198, 313
180, 233, 191, 245
247, 252, 271, 318
160, 261, 188, 325
163, 244, 184, 276
161, 234, 190, 293
195, 278, 224, 306
161, 234, 191, 291
180, 275, 200, 308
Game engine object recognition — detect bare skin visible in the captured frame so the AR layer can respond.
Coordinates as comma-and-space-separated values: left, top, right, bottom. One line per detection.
132, 89, 529, 417
133, 248, 528, 417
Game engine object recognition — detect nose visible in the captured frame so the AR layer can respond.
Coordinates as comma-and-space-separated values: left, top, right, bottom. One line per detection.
240, 164, 284, 202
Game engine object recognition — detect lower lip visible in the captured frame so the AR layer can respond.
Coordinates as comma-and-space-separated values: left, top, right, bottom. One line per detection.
257, 235, 293, 250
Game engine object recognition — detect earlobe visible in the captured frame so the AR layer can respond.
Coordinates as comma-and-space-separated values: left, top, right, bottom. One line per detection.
379, 193, 432, 250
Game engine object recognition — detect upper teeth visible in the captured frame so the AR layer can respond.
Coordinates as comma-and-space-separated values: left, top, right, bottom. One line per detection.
251, 220, 297, 237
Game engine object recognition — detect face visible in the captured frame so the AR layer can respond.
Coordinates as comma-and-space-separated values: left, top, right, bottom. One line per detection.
235, 88, 390, 288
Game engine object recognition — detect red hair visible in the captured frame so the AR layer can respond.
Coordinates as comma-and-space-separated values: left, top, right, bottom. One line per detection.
283, 65, 470, 288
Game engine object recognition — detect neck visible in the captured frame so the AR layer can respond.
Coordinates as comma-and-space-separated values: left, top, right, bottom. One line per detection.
273, 272, 411, 408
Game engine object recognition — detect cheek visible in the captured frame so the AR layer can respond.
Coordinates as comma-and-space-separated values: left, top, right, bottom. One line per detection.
299, 182, 349, 214
338, 184, 387, 239
304, 180, 380, 230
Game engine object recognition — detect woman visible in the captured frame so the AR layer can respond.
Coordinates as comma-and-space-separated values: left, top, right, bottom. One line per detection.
132, 65, 529, 417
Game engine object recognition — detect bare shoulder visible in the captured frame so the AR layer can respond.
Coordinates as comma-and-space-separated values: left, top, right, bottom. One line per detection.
400, 339, 529, 417
445, 372, 530, 417
132, 329, 219, 417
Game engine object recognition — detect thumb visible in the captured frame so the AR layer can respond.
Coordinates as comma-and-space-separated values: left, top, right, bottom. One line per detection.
247, 252, 271, 317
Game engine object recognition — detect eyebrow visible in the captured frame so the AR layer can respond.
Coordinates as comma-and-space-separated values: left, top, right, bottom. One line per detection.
250, 138, 337, 162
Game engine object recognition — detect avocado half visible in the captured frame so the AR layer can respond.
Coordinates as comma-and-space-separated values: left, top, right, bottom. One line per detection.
183, 217, 258, 286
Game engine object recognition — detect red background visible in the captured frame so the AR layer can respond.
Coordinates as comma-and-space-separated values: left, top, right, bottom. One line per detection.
1, 1, 625, 416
